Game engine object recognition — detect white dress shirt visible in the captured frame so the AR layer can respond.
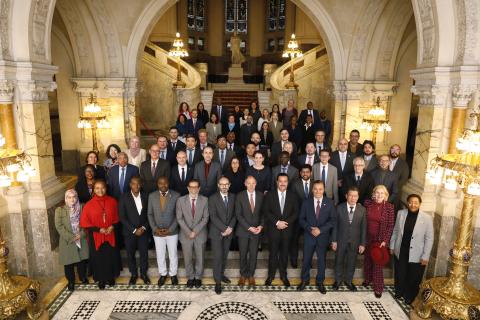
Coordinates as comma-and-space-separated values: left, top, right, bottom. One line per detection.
247, 191, 256, 207
389, 157, 398, 171
339, 151, 347, 170
131, 191, 144, 234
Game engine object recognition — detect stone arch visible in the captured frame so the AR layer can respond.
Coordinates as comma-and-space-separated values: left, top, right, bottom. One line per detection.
454, 0, 480, 66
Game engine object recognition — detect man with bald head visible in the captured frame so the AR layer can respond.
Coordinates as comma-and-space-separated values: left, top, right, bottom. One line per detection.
107, 152, 139, 200
330, 138, 354, 203
140, 144, 171, 195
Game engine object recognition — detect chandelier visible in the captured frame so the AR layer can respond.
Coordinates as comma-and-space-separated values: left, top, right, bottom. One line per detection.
360, 97, 392, 144
0, 134, 36, 187
282, 33, 303, 89
77, 93, 110, 152
168, 32, 189, 88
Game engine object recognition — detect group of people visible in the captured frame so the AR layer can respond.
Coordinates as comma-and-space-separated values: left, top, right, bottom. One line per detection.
54, 99, 433, 304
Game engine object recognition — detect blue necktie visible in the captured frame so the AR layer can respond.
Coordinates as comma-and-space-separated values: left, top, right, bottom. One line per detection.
321, 165, 326, 183
304, 182, 309, 198
188, 149, 193, 166
119, 167, 125, 193
220, 150, 225, 167
160, 151, 165, 160
224, 195, 228, 208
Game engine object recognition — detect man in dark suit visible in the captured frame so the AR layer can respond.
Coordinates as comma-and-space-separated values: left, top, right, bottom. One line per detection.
213, 135, 235, 173
235, 175, 264, 286
157, 135, 175, 165
186, 109, 204, 136
197, 129, 215, 151
271, 151, 298, 190
301, 115, 316, 150
343, 157, 375, 205
314, 129, 331, 157
240, 115, 257, 147
389, 144, 410, 209
298, 142, 319, 167
348, 129, 363, 156
193, 146, 222, 197
331, 186, 366, 291
223, 114, 240, 138
226, 132, 243, 157
330, 138, 354, 203
371, 155, 399, 204
168, 126, 186, 152
318, 110, 332, 142
271, 129, 298, 166
264, 173, 298, 287
140, 144, 171, 195
298, 101, 321, 127
107, 152, 139, 200
212, 97, 228, 127
297, 180, 336, 293
209, 176, 237, 294
170, 150, 194, 196
185, 134, 203, 167
363, 140, 378, 172
118, 176, 151, 285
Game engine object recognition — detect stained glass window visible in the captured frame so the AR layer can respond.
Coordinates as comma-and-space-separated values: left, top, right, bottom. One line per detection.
267, 0, 286, 32
225, 0, 248, 33
187, 0, 206, 32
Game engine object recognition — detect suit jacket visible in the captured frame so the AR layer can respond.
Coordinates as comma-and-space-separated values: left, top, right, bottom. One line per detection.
312, 163, 339, 204
259, 130, 274, 147
390, 209, 434, 263
298, 109, 321, 127
78, 164, 106, 181
314, 142, 332, 157
118, 191, 149, 236
107, 164, 139, 200
239, 124, 257, 147
139, 159, 171, 195
169, 139, 186, 153
292, 179, 313, 204
299, 196, 336, 244
227, 142, 244, 158
223, 123, 240, 138
271, 141, 298, 166
235, 190, 264, 238
329, 151, 354, 181
270, 121, 283, 142
391, 157, 409, 188
301, 125, 316, 150
364, 155, 378, 172
75, 178, 93, 204
193, 161, 222, 197
170, 165, 194, 196
159, 148, 176, 166
331, 202, 367, 248
212, 105, 228, 127
263, 190, 298, 236
208, 192, 237, 239
176, 194, 209, 243
271, 165, 299, 189
343, 171, 375, 205
206, 122, 222, 144
371, 168, 399, 203
147, 189, 180, 234
185, 147, 203, 167
213, 148, 235, 172
186, 118, 204, 136
298, 153, 320, 167
348, 142, 363, 156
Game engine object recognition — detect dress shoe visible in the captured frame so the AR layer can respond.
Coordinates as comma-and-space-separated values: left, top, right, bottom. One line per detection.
248, 277, 256, 286
158, 276, 166, 287
108, 279, 116, 287
186, 279, 194, 288
362, 280, 370, 287
264, 277, 273, 286
238, 277, 246, 286
171, 276, 179, 285
81, 278, 89, 285
215, 284, 222, 295
141, 275, 151, 285
374, 292, 382, 299
221, 276, 231, 284
332, 281, 340, 291
297, 281, 307, 291
129, 276, 138, 285
291, 260, 298, 268
281, 277, 290, 287
346, 282, 357, 292
317, 283, 327, 294
98, 281, 106, 290
67, 282, 75, 291
194, 279, 202, 288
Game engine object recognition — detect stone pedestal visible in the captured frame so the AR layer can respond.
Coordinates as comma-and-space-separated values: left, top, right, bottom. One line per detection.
228, 64, 244, 84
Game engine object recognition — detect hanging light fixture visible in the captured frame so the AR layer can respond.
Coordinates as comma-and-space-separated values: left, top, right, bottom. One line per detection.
282, 33, 303, 89
0, 133, 36, 188
168, 32, 189, 88
77, 93, 110, 152
360, 97, 392, 145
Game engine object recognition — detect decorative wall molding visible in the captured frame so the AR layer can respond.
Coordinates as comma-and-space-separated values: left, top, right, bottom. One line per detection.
0, 79, 14, 103
415, 0, 436, 66
455, 0, 479, 65
16, 80, 56, 103
452, 85, 476, 107
31, 0, 52, 62
0, 0, 11, 60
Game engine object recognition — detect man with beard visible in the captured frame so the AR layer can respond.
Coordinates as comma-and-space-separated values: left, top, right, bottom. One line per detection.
389, 144, 410, 209
362, 140, 378, 172
371, 155, 399, 204
348, 130, 363, 156
271, 129, 298, 166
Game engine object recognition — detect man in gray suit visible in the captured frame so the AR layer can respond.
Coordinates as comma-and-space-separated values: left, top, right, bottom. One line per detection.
331, 186, 366, 291
176, 179, 209, 288
194, 146, 222, 197
313, 149, 339, 204
235, 175, 264, 286
272, 151, 299, 189
371, 155, 399, 204
213, 135, 235, 173
209, 176, 236, 294
147, 177, 180, 286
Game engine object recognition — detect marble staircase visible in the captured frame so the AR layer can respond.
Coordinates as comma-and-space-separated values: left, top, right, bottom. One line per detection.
212, 91, 259, 114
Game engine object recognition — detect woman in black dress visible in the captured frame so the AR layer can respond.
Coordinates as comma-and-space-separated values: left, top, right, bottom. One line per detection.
197, 102, 209, 127
259, 121, 274, 148
224, 157, 246, 194
75, 164, 96, 204
246, 151, 272, 193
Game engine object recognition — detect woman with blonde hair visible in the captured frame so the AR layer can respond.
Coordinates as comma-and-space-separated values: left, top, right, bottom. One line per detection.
124, 136, 146, 167
363, 184, 395, 298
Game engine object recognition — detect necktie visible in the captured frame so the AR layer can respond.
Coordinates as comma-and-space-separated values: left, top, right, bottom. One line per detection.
119, 167, 125, 193
356, 175, 361, 185
316, 200, 321, 219
160, 151, 165, 160
188, 149, 193, 165
160, 192, 167, 210
349, 206, 354, 224
249, 193, 255, 212
181, 167, 185, 182
191, 198, 196, 218
304, 182, 309, 198
229, 144, 233, 151
282, 167, 286, 174
220, 150, 225, 167
172, 142, 176, 150
318, 146, 322, 155
151, 161, 156, 176
218, 106, 222, 119
321, 166, 326, 183
280, 192, 285, 214
193, 119, 196, 127
224, 195, 228, 208
341, 153, 345, 170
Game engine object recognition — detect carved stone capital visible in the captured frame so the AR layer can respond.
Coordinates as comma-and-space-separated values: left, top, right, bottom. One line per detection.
327, 81, 346, 100
16, 80, 56, 103
452, 85, 475, 107
0, 80, 15, 103
411, 84, 450, 107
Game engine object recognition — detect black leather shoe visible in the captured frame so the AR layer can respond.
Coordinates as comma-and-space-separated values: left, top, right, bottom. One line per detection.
108, 279, 116, 287
81, 278, 89, 285
158, 276, 166, 287
221, 276, 231, 284
215, 284, 222, 294
374, 292, 382, 299
281, 277, 290, 287
129, 276, 138, 285
141, 275, 151, 285
186, 279, 194, 288
194, 279, 202, 288
171, 276, 179, 285
332, 281, 340, 291
346, 282, 357, 291
297, 281, 307, 291
264, 277, 273, 286
67, 282, 75, 291
98, 281, 106, 290
317, 283, 327, 294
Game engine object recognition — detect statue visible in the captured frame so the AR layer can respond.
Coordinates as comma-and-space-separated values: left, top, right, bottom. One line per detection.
230, 32, 245, 65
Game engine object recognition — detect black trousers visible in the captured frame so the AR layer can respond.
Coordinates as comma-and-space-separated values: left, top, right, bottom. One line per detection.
394, 256, 426, 302
268, 231, 291, 279
211, 235, 232, 284
124, 232, 149, 276
238, 236, 260, 278
289, 221, 302, 265
301, 237, 328, 283
64, 260, 87, 283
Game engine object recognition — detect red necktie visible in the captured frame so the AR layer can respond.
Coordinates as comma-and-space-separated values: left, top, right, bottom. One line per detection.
315, 200, 321, 219
191, 198, 196, 218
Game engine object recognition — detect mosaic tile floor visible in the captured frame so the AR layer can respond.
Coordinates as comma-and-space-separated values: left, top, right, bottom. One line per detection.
47, 283, 411, 319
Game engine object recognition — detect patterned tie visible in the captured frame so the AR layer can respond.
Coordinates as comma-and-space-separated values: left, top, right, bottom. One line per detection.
349, 206, 354, 224
160, 192, 167, 210
304, 182, 309, 198
321, 165, 326, 183
191, 198, 196, 218
151, 161, 156, 177
249, 193, 255, 212
316, 200, 321, 219
119, 167, 125, 193
181, 167, 185, 182
280, 192, 285, 214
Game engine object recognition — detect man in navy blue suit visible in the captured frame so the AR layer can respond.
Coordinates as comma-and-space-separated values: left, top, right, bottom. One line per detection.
186, 109, 204, 136
107, 152, 139, 200
297, 180, 336, 294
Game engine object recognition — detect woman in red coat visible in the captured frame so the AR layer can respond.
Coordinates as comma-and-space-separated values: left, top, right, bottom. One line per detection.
363, 184, 395, 298
80, 180, 121, 289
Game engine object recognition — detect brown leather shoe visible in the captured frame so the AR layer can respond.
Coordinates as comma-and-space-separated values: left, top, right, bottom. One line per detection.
248, 277, 256, 286
238, 277, 245, 286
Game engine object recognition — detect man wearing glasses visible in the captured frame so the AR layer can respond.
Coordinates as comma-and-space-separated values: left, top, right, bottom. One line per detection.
343, 157, 374, 205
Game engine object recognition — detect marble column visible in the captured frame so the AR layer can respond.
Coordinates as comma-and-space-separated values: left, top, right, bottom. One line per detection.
448, 85, 474, 153
0, 102, 17, 149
